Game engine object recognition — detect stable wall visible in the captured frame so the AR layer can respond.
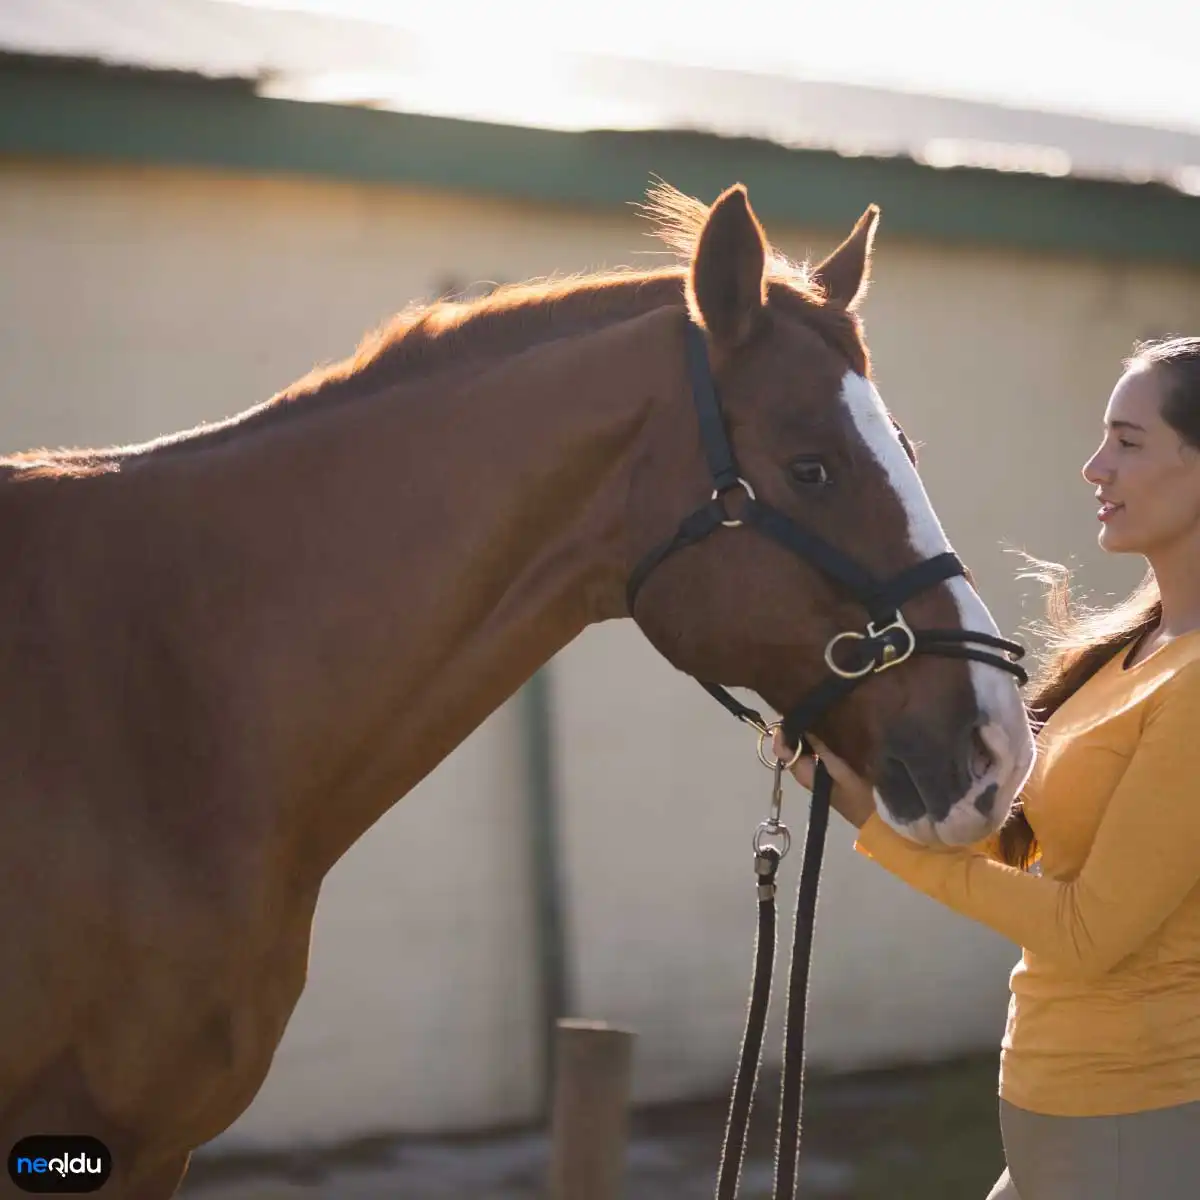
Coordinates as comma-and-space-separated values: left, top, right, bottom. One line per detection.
1, 159, 1186, 1144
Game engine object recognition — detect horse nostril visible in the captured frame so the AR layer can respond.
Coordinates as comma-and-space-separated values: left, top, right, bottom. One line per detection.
881, 755, 927, 821
969, 724, 995, 781
974, 782, 999, 816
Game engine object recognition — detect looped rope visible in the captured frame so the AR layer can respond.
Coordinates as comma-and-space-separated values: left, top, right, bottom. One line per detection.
715, 763, 832, 1200
716, 843, 782, 1200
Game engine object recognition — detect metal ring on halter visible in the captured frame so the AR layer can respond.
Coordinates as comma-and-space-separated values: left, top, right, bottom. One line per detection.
823, 629, 875, 679
824, 612, 917, 680
712, 477, 756, 528
756, 722, 804, 770
753, 820, 791, 858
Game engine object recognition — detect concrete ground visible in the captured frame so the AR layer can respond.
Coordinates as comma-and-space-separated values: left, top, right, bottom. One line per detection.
178, 1054, 1007, 1199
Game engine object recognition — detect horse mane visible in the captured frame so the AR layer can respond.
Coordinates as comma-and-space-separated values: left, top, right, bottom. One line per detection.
639, 180, 824, 299
1, 182, 861, 479
283, 182, 837, 398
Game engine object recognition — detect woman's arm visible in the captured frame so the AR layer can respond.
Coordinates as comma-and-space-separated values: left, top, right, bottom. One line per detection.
851, 666, 1200, 979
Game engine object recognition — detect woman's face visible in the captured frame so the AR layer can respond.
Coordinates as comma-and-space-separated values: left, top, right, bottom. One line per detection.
1082, 364, 1200, 556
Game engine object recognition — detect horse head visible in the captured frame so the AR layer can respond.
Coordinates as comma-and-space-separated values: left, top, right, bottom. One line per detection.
627, 183, 1035, 846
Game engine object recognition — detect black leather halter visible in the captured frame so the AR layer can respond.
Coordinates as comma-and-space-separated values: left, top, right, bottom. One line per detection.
627, 320, 1028, 750
626, 318, 1029, 1200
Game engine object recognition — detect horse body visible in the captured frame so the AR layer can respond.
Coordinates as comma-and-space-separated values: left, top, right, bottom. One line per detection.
0, 467, 315, 1192
0, 298, 699, 1191
0, 184, 1034, 1196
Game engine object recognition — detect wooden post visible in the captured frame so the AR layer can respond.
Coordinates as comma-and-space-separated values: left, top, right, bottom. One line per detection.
548, 1018, 636, 1200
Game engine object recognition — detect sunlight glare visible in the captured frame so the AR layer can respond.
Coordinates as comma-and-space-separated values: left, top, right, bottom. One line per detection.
228, 0, 1200, 133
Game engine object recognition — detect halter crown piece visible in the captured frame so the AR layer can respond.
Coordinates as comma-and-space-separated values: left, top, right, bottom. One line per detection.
626, 319, 1029, 1200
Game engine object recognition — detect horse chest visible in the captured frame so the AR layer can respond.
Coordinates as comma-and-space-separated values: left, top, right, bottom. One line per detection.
85, 894, 316, 1150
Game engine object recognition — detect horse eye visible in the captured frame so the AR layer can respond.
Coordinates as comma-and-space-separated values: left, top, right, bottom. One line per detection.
788, 457, 830, 487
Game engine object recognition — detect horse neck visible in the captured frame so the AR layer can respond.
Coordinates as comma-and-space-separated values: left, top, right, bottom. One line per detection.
166, 301, 686, 880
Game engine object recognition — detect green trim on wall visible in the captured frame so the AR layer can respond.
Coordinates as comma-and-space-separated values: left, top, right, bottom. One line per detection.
3, 56, 1200, 265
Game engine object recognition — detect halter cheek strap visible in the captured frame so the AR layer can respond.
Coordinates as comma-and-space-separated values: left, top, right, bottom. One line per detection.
627, 320, 1028, 751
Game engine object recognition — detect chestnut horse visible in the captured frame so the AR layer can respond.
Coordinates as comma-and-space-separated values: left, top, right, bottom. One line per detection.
0, 182, 1034, 1197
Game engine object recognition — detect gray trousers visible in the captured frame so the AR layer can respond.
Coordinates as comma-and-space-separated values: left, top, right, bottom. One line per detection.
986, 1097, 1200, 1199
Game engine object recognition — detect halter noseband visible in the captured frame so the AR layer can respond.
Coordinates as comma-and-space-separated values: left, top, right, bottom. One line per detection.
627, 319, 1028, 751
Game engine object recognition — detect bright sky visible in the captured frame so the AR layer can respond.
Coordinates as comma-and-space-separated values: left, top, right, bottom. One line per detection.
231, 0, 1200, 132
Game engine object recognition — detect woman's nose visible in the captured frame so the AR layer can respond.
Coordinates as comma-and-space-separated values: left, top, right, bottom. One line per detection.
1082, 449, 1110, 484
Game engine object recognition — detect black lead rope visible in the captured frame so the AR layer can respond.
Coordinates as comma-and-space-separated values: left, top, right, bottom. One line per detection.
716, 840, 781, 1199
716, 760, 833, 1200
625, 318, 1030, 1199
715, 639, 1026, 1200
773, 761, 831, 1199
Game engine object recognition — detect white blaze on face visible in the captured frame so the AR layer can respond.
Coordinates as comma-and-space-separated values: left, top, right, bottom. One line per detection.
838, 371, 1036, 843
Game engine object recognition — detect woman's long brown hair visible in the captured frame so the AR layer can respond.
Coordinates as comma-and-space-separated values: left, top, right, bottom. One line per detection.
996, 336, 1200, 868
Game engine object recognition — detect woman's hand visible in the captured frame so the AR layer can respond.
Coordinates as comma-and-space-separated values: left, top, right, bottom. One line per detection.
772, 729, 878, 830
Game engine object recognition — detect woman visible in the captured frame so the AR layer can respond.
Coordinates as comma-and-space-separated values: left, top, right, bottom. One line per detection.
779, 336, 1200, 1199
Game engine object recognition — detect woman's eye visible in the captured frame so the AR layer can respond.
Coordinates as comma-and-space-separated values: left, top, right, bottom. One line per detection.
789, 458, 829, 486
1118, 439, 1138, 449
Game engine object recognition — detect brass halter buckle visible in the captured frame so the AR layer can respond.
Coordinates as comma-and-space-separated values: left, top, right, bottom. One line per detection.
823, 612, 916, 680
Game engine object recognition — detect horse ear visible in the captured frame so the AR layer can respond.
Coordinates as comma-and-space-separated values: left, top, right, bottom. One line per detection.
688, 184, 767, 347
811, 205, 880, 310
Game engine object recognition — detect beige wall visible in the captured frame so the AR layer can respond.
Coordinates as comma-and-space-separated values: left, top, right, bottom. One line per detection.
3, 159, 1197, 1147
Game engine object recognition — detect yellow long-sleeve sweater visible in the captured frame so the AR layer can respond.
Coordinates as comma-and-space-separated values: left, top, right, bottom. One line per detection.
854, 630, 1200, 1117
